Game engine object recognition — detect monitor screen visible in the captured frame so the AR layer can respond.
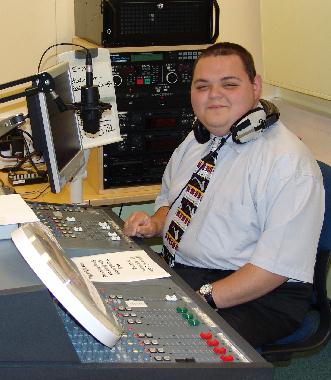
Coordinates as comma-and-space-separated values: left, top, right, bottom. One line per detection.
11, 221, 123, 347
27, 61, 85, 193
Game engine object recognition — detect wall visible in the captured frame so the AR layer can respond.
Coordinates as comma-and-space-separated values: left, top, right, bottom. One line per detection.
260, 0, 331, 116
218, 0, 279, 100
219, 0, 263, 73
258, 0, 331, 293
0, 0, 74, 84
0, 0, 75, 116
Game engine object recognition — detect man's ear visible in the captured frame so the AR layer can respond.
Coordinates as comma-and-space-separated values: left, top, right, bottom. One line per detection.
253, 74, 262, 100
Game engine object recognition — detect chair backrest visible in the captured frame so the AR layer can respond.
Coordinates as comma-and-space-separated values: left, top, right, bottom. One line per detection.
317, 161, 331, 251
261, 161, 331, 361
314, 161, 331, 316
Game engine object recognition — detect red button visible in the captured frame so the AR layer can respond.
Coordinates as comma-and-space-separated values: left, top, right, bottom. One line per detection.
200, 332, 212, 340
220, 355, 234, 362
207, 339, 219, 347
213, 347, 226, 354
136, 78, 144, 85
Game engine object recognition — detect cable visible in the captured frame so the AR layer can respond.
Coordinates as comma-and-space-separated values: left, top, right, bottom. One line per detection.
0, 126, 45, 176
0, 117, 36, 169
1, 142, 39, 174
37, 42, 90, 73
21, 184, 51, 201
20, 130, 45, 175
0, 128, 26, 159
20, 129, 33, 141
118, 203, 124, 218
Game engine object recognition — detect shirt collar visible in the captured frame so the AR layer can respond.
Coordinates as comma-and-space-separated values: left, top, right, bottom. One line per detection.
210, 133, 243, 154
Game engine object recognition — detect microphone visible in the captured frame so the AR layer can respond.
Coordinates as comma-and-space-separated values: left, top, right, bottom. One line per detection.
38, 47, 112, 134
79, 51, 102, 134
79, 51, 111, 135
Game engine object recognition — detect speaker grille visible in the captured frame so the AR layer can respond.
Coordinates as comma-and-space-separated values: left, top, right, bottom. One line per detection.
119, 2, 206, 35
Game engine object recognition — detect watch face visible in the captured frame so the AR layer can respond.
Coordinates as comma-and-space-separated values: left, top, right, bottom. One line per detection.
200, 283, 213, 296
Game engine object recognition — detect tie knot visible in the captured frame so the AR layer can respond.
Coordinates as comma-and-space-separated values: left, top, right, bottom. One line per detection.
210, 136, 223, 152
210, 137, 218, 151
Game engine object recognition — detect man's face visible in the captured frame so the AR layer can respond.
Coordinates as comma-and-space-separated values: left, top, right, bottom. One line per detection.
191, 54, 262, 137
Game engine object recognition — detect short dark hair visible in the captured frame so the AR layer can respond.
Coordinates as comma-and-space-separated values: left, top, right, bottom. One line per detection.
193, 42, 257, 83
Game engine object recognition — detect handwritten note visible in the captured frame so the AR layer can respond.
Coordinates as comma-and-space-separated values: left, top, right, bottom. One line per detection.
72, 250, 171, 283
58, 48, 122, 149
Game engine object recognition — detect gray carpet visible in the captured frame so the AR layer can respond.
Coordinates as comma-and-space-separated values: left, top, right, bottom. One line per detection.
273, 339, 331, 380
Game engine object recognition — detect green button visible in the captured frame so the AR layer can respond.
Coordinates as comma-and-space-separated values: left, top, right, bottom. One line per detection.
176, 307, 188, 313
188, 319, 200, 326
182, 313, 194, 320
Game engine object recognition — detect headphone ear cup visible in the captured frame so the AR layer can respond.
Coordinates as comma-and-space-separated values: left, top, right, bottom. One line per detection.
259, 99, 280, 127
193, 119, 210, 144
231, 99, 280, 144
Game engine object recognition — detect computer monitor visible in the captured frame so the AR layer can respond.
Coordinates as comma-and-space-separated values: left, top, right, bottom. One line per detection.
27, 61, 85, 193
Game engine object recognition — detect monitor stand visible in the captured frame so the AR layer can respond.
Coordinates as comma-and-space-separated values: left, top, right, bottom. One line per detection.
70, 176, 84, 203
69, 149, 90, 204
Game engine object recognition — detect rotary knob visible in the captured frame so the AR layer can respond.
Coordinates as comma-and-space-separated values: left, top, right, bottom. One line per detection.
166, 71, 178, 84
113, 74, 122, 87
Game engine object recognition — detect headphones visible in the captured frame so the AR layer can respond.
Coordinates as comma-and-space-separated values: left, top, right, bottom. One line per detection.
193, 99, 280, 144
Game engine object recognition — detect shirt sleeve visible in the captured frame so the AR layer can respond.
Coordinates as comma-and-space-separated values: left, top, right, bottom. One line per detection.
250, 155, 325, 283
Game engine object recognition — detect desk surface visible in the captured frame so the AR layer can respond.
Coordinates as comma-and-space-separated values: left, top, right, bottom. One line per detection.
0, 171, 160, 206
73, 37, 210, 53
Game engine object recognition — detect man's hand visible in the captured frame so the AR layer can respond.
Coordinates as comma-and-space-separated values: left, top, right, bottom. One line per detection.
123, 207, 169, 238
123, 211, 157, 238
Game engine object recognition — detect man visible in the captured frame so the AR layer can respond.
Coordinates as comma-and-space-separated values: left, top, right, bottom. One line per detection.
124, 42, 325, 348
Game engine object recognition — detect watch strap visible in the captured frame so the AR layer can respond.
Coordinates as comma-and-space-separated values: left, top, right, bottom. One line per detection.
203, 292, 217, 309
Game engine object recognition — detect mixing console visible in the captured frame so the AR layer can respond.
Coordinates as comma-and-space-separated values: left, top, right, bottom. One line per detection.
29, 203, 251, 363
58, 279, 249, 364
29, 202, 136, 255
0, 202, 272, 380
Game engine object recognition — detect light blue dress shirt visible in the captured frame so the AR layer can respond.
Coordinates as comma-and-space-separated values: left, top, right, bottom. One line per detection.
155, 121, 325, 283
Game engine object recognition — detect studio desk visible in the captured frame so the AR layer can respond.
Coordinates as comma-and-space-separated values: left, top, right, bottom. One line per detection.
0, 202, 272, 380
0, 157, 273, 380
0, 147, 161, 207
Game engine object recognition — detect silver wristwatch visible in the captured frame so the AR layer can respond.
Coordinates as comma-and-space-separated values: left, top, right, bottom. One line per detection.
199, 283, 217, 309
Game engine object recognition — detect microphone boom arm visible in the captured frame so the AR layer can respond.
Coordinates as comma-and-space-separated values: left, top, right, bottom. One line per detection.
1, 62, 112, 135
0, 72, 57, 105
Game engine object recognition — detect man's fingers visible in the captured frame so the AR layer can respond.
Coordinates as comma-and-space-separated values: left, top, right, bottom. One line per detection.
124, 212, 151, 236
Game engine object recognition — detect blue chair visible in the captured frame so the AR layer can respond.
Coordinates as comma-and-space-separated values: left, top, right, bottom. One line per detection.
261, 161, 331, 362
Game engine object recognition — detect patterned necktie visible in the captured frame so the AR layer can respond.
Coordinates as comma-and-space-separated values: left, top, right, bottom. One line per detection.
162, 135, 229, 267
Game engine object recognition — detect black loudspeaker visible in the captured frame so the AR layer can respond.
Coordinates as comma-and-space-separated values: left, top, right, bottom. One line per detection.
74, 0, 220, 47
